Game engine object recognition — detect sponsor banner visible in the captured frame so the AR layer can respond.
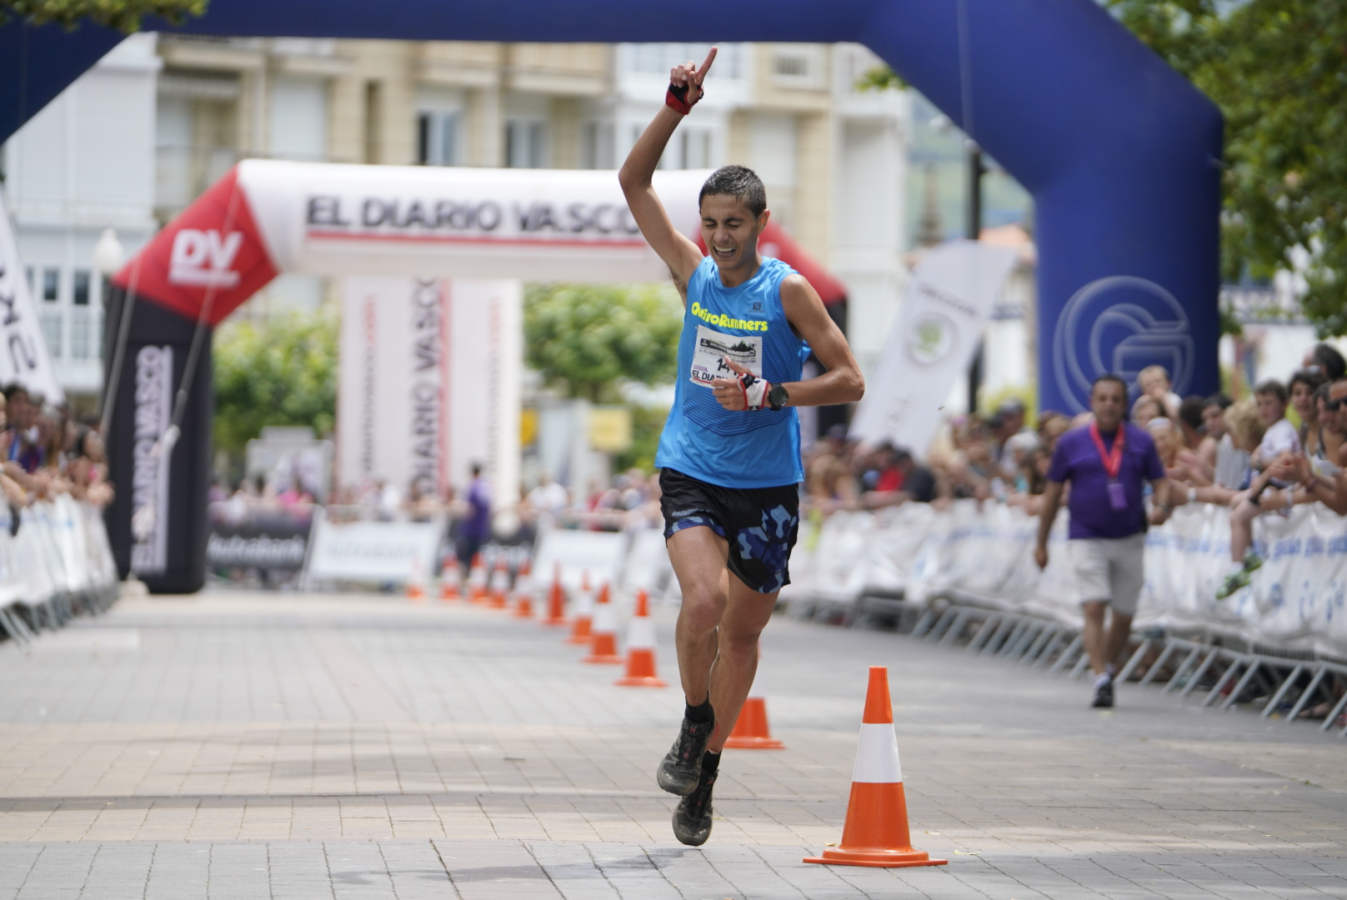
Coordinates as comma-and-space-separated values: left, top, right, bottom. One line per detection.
303, 510, 443, 585
111, 166, 279, 326
850, 240, 1018, 452
338, 276, 520, 505
532, 526, 628, 596
128, 344, 173, 575
789, 501, 1347, 658
207, 515, 313, 573
0, 190, 64, 403
241, 160, 706, 285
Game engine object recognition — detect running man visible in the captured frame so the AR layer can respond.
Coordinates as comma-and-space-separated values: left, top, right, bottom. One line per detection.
619, 48, 865, 846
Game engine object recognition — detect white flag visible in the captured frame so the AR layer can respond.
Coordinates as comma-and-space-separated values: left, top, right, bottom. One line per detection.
0, 191, 64, 404
850, 240, 1017, 453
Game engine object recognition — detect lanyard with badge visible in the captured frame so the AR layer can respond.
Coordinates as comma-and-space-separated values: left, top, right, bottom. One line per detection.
1089, 422, 1127, 510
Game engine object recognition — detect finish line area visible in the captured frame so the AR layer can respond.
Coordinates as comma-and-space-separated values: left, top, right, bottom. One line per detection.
1, 588, 1343, 898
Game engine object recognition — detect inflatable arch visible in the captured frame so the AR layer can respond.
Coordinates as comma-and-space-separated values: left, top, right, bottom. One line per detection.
0, 0, 1222, 592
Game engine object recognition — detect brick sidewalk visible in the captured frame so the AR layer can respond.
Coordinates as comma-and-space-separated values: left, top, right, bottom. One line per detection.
1, 590, 1344, 898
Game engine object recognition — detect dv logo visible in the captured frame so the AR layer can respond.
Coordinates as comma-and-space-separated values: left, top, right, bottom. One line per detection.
169, 229, 243, 288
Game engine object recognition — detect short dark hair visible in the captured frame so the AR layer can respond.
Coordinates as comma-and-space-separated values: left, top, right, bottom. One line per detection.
1205, 392, 1232, 410
1091, 373, 1128, 398
1254, 378, 1288, 404
1178, 395, 1206, 431
1289, 368, 1327, 395
1310, 343, 1347, 380
698, 165, 767, 216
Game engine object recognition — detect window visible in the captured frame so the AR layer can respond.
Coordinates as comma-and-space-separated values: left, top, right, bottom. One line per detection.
41, 268, 59, 303
681, 129, 712, 170
73, 269, 90, 306
580, 121, 614, 170
505, 119, 548, 169
770, 47, 826, 89
417, 110, 461, 166
39, 313, 61, 360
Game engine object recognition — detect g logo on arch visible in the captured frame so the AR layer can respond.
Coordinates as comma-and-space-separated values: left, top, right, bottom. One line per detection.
1052, 276, 1195, 413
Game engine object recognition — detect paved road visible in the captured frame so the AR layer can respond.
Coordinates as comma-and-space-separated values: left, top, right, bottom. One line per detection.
0, 589, 1344, 898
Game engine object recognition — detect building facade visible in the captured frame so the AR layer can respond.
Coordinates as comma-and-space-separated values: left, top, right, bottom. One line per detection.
1, 37, 910, 403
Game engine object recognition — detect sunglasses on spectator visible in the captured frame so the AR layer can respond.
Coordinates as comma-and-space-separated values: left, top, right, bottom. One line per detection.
1326, 397, 1347, 411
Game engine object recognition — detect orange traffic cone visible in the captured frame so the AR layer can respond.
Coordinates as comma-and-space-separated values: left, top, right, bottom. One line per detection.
467, 553, 489, 604
566, 571, 594, 645
615, 590, 667, 687
804, 666, 947, 869
724, 697, 784, 749
405, 554, 427, 603
512, 561, 535, 619
583, 583, 623, 664
439, 561, 461, 603
487, 558, 510, 609
541, 563, 566, 626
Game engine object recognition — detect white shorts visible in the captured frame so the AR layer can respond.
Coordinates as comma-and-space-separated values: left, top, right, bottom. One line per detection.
1070, 533, 1146, 616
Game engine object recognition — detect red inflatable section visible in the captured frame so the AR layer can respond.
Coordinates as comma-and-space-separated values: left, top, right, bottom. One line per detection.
112, 165, 278, 326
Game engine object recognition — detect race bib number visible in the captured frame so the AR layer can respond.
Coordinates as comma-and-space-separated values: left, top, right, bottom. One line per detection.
689, 324, 763, 388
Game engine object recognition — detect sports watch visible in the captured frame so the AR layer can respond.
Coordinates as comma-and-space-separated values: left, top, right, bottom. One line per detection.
767, 383, 789, 411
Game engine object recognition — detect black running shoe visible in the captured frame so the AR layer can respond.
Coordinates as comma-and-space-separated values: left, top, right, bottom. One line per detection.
673, 769, 716, 846
657, 714, 714, 796
1091, 678, 1115, 709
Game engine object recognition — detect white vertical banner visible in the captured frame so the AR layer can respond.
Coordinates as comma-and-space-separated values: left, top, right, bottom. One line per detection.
338, 276, 519, 507
129, 344, 173, 574
0, 191, 64, 403
850, 240, 1018, 452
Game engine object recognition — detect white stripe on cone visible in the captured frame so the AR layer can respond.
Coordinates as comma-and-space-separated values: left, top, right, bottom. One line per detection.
851, 722, 903, 784
574, 585, 595, 617
591, 596, 616, 634
626, 615, 655, 649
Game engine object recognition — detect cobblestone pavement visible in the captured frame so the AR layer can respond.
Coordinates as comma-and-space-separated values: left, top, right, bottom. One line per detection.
1, 590, 1345, 898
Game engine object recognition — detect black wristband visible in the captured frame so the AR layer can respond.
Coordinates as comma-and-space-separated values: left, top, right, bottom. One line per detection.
767, 383, 789, 411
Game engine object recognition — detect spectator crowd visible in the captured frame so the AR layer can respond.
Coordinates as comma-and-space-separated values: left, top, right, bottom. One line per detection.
0, 383, 112, 524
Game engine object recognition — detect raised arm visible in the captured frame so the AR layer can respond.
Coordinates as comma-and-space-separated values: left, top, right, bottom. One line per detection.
618, 48, 716, 293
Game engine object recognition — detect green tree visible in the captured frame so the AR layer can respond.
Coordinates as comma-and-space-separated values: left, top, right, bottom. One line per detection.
2, 0, 205, 31
523, 283, 683, 403
1106, 0, 1346, 335
212, 310, 337, 460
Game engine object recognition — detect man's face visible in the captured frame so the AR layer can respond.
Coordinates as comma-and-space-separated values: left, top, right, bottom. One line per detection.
1090, 380, 1125, 430
700, 194, 767, 273
1202, 403, 1225, 437
1139, 371, 1168, 399
7, 392, 29, 429
1255, 392, 1285, 426
1330, 382, 1347, 432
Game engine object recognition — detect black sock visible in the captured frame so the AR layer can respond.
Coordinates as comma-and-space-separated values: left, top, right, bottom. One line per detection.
700, 749, 721, 779
685, 698, 714, 724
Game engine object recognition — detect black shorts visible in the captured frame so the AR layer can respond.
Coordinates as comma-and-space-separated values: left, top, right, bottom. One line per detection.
659, 468, 800, 594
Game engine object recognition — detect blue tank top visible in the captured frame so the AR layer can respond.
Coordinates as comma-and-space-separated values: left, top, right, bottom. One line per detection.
655, 256, 806, 488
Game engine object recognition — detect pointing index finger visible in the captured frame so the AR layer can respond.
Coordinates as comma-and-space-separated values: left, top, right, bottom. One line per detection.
694, 46, 718, 84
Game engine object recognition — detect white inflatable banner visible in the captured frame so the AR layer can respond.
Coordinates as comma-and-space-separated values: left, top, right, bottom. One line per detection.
850, 240, 1018, 452
241, 162, 708, 283
337, 276, 521, 503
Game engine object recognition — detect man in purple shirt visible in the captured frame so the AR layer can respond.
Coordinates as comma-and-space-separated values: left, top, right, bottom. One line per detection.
1035, 374, 1174, 708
